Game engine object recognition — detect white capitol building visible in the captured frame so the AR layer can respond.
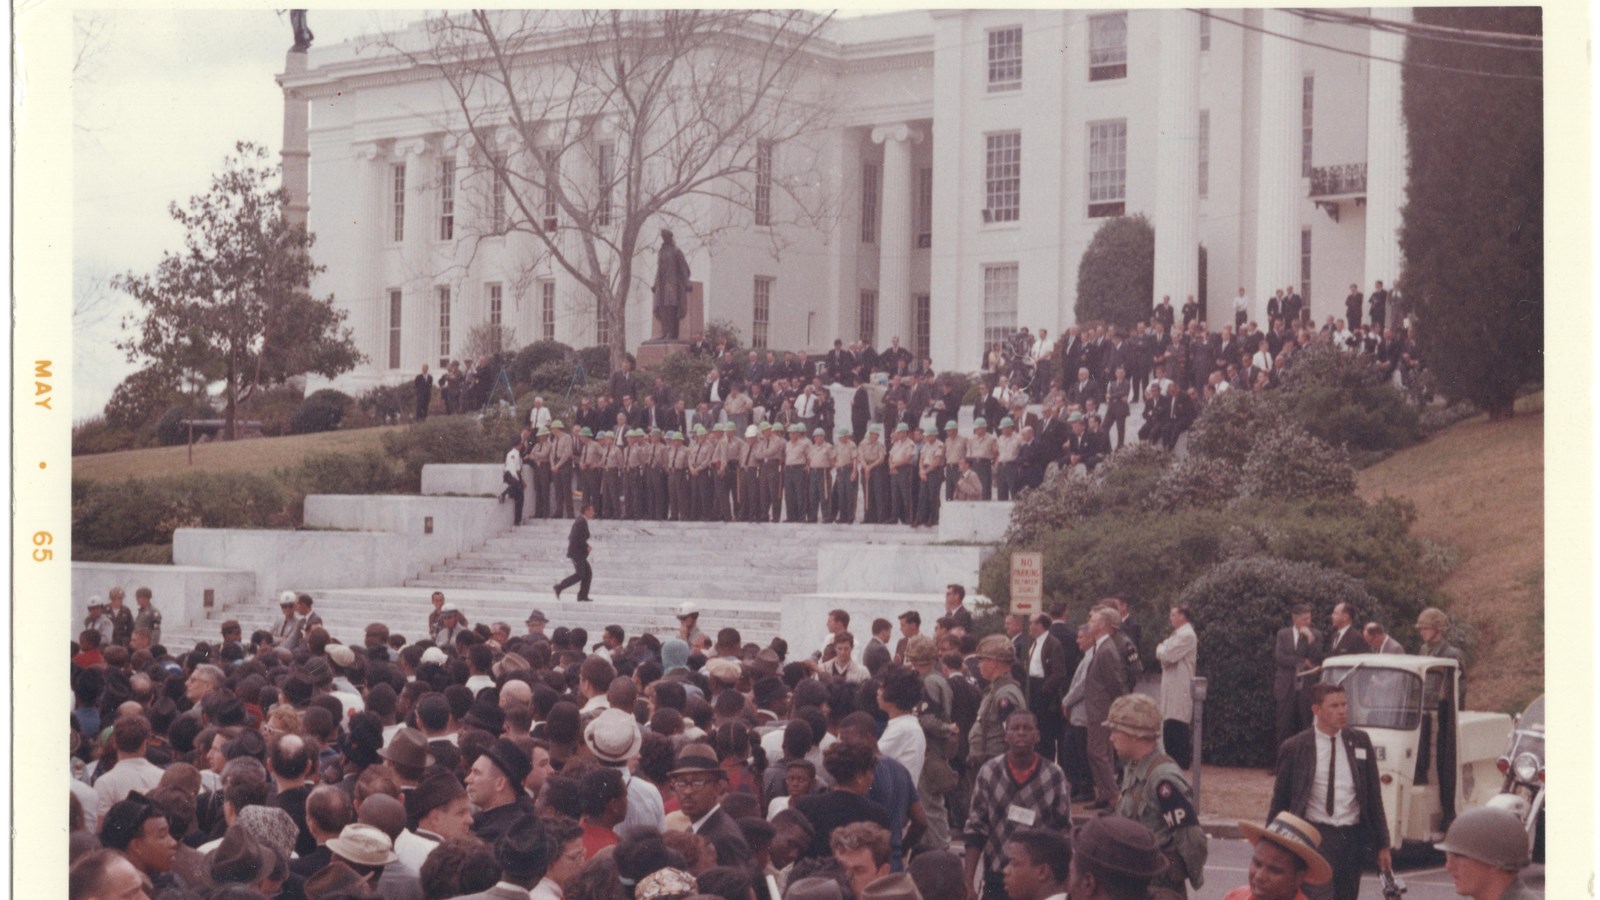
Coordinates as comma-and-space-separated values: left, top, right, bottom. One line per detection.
282, 8, 1410, 391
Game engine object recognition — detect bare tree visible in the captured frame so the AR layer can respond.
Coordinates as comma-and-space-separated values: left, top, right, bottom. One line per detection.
380, 10, 837, 371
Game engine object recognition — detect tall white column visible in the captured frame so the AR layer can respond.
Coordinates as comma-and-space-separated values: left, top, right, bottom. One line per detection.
1152, 10, 1201, 309
871, 123, 923, 349
1364, 6, 1409, 310
278, 52, 310, 227
1252, 9, 1303, 322
397, 138, 431, 369
352, 144, 382, 368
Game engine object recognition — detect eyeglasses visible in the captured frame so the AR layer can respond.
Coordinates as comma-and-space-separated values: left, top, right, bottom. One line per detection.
671, 777, 719, 791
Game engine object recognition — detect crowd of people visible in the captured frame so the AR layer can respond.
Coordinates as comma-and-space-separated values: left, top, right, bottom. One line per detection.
68, 573, 1537, 900
492, 295, 1425, 528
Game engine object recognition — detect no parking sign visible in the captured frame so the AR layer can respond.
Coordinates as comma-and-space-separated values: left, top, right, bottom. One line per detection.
1009, 551, 1043, 615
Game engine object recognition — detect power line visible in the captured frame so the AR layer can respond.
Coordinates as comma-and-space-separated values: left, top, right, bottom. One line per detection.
1194, 10, 1543, 83
1285, 9, 1542, 53
1291, 9, 1541, 46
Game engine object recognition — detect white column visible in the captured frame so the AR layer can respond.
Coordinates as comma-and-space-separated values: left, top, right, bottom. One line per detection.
1364, 6, 1409, 311
1152, 10, 1201, 308
397, 138, 431, 369
353, 143, 383, 368
871, 123, 923, 349
1252, 9, 1303, 323
278, 52, 310, 227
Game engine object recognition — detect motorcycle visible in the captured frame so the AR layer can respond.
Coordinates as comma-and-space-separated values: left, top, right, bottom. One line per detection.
1488, 693, 1544, 862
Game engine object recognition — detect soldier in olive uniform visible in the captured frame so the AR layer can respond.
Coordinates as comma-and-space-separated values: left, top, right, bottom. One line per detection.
888, 423, 918, 525
715, 423, 738, 521
1108, 694, 1208, 900
107, 588, 135, 648
781, 423, 809, 522
831, 426, 859, 524
859, 424, 888, 523
665, 432, 691, 521
549, 421, 575, 518
599, 432, 625, 519
966, 418, 998, 501
758, 422, 785, 523
735, 426, 762, 522
689, 424, 717, 521
624, 429, 651, 519
133, 588, 162, 647
579, 426, 603, 513
969, 634, 1028, 772
649, 429, 671, 520
805, 428, 835, 523
943, 421, 968, 501
528, 427, 553, 519
916, 426, 945, 527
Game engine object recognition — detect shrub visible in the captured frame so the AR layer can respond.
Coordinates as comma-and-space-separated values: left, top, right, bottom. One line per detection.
1184, 389, 1285, 466
1238, 425, 1356, 501
291, 449, 403, 495
1003, 443, 1168, 544
703, 319, 744, 352
508, 340, 574, 387
641, 352, 715, 411
71, 472, 299, 558
575, 346, 613, 382
380, 416, 515, 491
354, 384, 410, 426
245, 385, 309, 438
1152, 455, 1241, 511
1074, 214, 1155, 329
290, 389, 352, 435
1271, 344, 1421, 455
1418, 401, 1481, 433
104, 366, 194, 432
1179, 556, 1377, 767
72, 416, 145, 456
527, 360, 580, 398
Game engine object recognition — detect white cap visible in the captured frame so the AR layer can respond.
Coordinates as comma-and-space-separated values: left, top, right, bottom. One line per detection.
420, 647, 449, 666
279, 591, 297, 606
676, 601, 700, 619
744, 425, 759, 439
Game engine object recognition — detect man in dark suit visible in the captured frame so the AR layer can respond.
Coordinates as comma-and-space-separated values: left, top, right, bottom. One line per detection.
1274, 605, 1324, 756
670, 744, 751, 866
609, 360, 639, 408
1154, 295, 1176, 331
1368, 281, 1389, 331
1270, 683, 1393, 900
1325, 603, 1366, 659
1057, 328, 1084, 389
1066, 368, 1101, 408
1345, 284, 1364, 331
1021, 613, 1070, 762
413, 365, 434, 420
553, 504, 595, 602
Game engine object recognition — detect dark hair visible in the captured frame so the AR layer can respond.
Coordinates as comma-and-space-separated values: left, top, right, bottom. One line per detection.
947, 584, 966, 601
821, 741, 876, 785
111, 715, 150, 754
828, 609, 851, 628
416, 693, 452, 731
580, 767, 626, 818
652, 680, 687, 712
1309, 683, 1346, 707
878, 667, 922, 712
1005, 828, 1073, 881
697, 866, 754, 900
419, 836, 499, 900
579, 656, 617, 692
540, 776, 583, 819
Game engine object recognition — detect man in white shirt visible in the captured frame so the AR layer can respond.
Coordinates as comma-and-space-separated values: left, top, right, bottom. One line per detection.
95, 716, 166, 822
1234, 287, 1250, 327
824, 632, 870, 684
501, 438, 527, 526
398, 772, 473, 875
1155, 605, 1199, 769
875, 668, 927, 784
528, 396, 552, 431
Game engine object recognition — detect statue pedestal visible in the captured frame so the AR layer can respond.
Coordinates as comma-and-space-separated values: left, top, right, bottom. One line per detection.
636, 339, 691, 369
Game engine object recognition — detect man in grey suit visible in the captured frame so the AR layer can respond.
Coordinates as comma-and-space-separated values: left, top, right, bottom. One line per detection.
457, 817, 550, 899
1082, 607, 1128, 809
1274, 604, 1324, 759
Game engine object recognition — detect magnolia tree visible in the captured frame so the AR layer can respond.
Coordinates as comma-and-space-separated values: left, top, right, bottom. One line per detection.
385, 10, 839, 371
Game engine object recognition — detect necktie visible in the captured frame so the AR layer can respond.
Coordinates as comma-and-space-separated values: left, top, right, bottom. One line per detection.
1326, 734, 1338, 816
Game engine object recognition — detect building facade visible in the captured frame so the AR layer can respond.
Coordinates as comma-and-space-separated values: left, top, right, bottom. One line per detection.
283, 8, 1407, 390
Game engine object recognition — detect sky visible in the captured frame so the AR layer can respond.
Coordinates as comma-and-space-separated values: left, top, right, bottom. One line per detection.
70, 9, 427, 421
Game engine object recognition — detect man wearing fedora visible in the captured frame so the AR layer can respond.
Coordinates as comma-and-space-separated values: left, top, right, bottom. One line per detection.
1269, 683, 1391, 900
396, 771, 470, 876
378, 727, 434, 793
1065, 814, 1167, 900
466, 738, 535, 843
668, 742, 752, 866
322, 823, 400, 892
586, 707, 666, 832
1227, 812, 1333, 900
1106, 694, 1208, 900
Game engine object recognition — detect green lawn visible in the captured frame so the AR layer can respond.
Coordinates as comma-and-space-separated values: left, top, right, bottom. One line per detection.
72, 425, 403, 482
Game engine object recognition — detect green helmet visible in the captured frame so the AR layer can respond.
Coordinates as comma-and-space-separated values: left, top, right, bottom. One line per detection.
1434, 806, 1531, 870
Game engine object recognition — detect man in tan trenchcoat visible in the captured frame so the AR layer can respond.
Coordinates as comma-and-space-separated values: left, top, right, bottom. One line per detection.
1155, 604, 1198, 767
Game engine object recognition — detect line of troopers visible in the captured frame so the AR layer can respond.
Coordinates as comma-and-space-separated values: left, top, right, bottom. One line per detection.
512, 415, 1025, 525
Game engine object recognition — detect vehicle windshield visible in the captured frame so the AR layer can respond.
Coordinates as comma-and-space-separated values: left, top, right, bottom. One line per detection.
1509, 694, 1544, 759
1322, 666, 1424, 730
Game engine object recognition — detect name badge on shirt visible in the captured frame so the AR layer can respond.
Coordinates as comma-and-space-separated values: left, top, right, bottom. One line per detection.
1355, 748, 1368, 761
1006, 804, 1038, 826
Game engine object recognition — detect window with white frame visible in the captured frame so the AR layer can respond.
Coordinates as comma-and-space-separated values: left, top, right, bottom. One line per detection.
596, 298, 610, 346
1089, 13, 1128, 81
540, 280, 556, 342
487, 283, 503, 343
755, 140, 773, 226
491, 153, 507, 233
437, 287, 452, 362
982, 265, 1019, 348
984, 131, 1021, 223
987, 27, 1023, 91
916, 166, 933, 248
391, 163, 406, 242
1088, 120, 1127, 218
1301, 229, 1312, 306
914, 294, 931, 363
860, 163, 879, 244
439, 158, 455, 240
859, 289, 878, 346
1199, 11, 1211, 51
752, 277, 772, 349
542, 149, 559, 232
388, 289, 403, 369
597, 142, 615, 227
1302, 74, 1314, 178
1198, 109, 1210, 198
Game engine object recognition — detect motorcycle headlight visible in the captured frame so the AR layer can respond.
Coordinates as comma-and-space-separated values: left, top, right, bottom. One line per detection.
1513, 751, 1542, 782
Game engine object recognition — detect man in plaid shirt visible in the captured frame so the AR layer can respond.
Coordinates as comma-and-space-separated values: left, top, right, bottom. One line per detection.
962, 710, 1073, 899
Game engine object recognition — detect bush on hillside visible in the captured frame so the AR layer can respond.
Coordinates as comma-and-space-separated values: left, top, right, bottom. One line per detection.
353, 384, 410, 426
154, 401, 220, 447
642, 352, 715, 411
1180, 557, 1377, 767
1152, 455, 1241, 511
290, 389, 352, 435
1184, 389, 1286, 466
1004, 443, 1169, 544
246, 385, 310, 437
508, 340, 574, 387
1272, 344, 1421, 454
291, 449, 404, 495
576, 346, 613, 382
104, 366, 194, 432
380, 415, 522, 491
526, 360, 580, 398
72, 416, 146, 456
72, 472, 299, 558
1418, 401, 1481, 433
1239, 425, 1357, 500
1074, 215, 1155, 329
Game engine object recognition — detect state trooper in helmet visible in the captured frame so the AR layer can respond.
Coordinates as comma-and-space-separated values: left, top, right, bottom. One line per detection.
1436, 806, 1541, 899
968, 634, 1028, 772
1107, 694, 1208, 899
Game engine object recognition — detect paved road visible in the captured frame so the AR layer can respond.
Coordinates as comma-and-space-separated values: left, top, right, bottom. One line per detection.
1187, 837, 1545, 899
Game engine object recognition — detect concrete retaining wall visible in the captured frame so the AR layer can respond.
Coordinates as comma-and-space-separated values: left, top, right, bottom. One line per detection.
420, 464, 505, 497
937, 501, 1014, 544
303, 494, 513, 559
72, 562, 257, 629
816, 543, 993, 595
